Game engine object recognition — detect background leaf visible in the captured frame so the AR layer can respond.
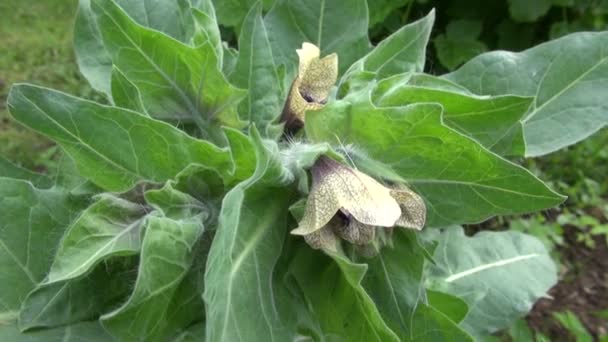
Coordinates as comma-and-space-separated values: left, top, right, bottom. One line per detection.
434, 19, 487, 71
0, 156, 52, 188
426, 227, 557, 336
445, 31, 608, 156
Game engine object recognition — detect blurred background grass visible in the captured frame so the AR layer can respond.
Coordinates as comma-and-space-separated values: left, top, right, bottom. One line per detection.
0, 0, 93, 171
1, 0, 607, 340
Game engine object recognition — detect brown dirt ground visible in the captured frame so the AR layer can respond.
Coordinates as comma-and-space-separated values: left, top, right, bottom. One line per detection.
526, 218, 608, 340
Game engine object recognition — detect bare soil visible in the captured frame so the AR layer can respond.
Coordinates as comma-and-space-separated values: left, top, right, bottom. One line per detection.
526, 226, 608, 340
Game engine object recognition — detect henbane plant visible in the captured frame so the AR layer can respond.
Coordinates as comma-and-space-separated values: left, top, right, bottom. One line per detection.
1, 0, 607, 340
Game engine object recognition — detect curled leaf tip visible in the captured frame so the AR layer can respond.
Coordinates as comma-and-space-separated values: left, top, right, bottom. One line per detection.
280, 43, 338, 133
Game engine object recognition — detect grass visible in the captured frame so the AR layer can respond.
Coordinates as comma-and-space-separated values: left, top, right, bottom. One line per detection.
0, 0, 87, 170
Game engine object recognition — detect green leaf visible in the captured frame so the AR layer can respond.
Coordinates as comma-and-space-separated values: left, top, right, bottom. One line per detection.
434, 37, 486, 72
0, 156, 52, 188
0, 321, 114, 342
426, 227, 557, 335
433, 19, 487, 71
230, 3, 284, 137
373, 73, 532, 156
445, 32, 608, 157
91, 0, 246, 132
427, 290, 468, 324
553, 311, 593, 342
367, 0, 411, 27
508, 0, 552, 22
343, 10, 435, 80
44, 194, 146, 284
19, 258, 137, 330
203, 128, 297, 341
191, 1, 223, 61
110, 66, 148, 115
265, 0, 371, 76
0, 179, 83, 317
222, 45, 239, 76
411, 303, 474, 341
74, 0, 113, 96
289, 248, 400, 341
508, 319, 535, 342
211, 0, 274, 28
306, 97, 564, 226
74, 0, 199, 96
359, 230, 426, 339
173, 322, 206, 342
100, 214, 205, 340
8, 84, 232, 192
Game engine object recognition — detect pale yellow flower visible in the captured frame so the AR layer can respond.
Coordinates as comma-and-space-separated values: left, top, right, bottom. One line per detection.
292, 156, 426, 250
280, 43, 338, 132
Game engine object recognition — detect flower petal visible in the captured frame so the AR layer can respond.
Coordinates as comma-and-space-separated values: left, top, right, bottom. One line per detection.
303, 225, 339, 252
280, 43, 338, 131
391, 186, 426, 230
335, 220, 375, 245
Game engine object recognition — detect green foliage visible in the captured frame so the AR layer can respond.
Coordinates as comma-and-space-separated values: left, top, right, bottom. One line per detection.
553, 310, 593, 342
2, 0, 606, 340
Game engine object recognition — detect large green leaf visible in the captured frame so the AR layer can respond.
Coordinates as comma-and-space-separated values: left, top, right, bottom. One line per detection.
74, 0, 113, 96
410, 303, 474, 341
203, 129, 297, 341
0, 156, 52, 188
74, 0, 199, 96
306, 96, 564, 226
426, 227, 557, 336
91, 0, 245, 132
7, 84, 232, 192
19, 258, 137, 330
343, 10, 434, 81
110, 66, 148, 115
289, 247, 400, 341
191, 0, 223, 61
44, 194, 147, 284
230, 3, 284, 137
373, 73, 532, 156
0, 179, 82, 319
101, 215, 205, 340
445, 32, 608, 157
265, 0, 371, 76
98, 183, 206, 340
0, 321, 113, 342
359, 231, 426, 339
